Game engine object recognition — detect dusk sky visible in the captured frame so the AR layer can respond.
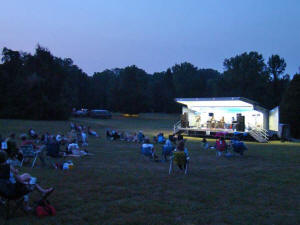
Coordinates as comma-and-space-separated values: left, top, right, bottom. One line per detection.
1, 0, 300, 75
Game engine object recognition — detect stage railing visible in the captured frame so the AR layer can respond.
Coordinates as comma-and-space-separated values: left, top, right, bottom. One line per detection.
173, 121, 181, 134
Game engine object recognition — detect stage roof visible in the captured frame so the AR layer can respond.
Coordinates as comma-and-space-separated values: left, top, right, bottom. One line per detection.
175, 97, 268, 111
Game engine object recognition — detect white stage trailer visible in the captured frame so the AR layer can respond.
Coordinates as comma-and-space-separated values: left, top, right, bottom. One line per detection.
176, 97, 279, 133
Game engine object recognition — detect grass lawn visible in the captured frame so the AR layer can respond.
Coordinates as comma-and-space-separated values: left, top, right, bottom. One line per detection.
0, 114, 299, 225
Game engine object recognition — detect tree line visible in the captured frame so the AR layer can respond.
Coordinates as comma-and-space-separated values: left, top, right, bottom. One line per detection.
0, 46, 299, 137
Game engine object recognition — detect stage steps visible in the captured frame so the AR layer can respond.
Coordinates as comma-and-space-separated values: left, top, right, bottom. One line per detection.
249, 127, 269, 143
173, 121, 182, 135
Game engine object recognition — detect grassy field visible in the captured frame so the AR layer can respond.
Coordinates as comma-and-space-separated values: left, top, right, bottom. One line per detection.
0, 114, 299, 225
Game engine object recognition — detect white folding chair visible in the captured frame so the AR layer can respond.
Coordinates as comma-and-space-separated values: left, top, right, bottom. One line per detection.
20, 145, 39, 168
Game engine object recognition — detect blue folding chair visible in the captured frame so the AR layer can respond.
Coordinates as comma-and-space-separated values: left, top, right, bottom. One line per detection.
141, 147, 154, 159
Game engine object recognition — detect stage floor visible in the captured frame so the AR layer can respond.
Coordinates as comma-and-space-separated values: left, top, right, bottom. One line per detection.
177, 127, 245, 134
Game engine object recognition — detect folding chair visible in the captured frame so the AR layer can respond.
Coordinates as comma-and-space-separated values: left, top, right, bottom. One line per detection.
46, 143, 62, 169
0, 180, 30, 219
141, 147, 154, 160
169, 151, 190, 175
20, 145, 40, 168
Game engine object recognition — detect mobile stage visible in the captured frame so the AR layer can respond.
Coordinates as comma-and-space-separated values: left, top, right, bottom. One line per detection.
174, 97, 279, 143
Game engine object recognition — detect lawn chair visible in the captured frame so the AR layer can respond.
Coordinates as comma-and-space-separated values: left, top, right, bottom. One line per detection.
169, 151, 190, 175
162, 145, 174, 161
20, 145, 40, 168
141, 146, 154, 160
0, 179, 30, 219
46, 143, 62, 169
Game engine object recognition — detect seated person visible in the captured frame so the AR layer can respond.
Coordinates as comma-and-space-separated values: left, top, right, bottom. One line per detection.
81, 131, 88, 146
0, 134, 6, 150
28, 128, 38, 139
231, 139, 247, 156
177, 134, 184, 142
47, 138, 63, 158
137, 131, 145, 143
201, 138, 209, 150
70, 122, 75, 130
141, 138, 156, 159
40, 132, 50, 145
162, 137, 174, 161
5, 133, 22, 161
132, 132, 138, 143
67, 139, 80, 154
77, 125, 83, 132
56, 134, 62, 143
215, 137, 227, 157
168, 135, 176, 144
68, 130, 77, 143
119, 131, 125, 141
66, 139, 87, 156
106, 129, 112, 140
157, 133, 165, 144
20, 135, 36, 148
0, 152, 54, 211
164, 136, 173, 148
153, 136, 158, 143
111, 130, 120, 140
173, 141, 190, 170
142, 138, 154, 149
88, 126, 99, 137
124, 132, 132, 142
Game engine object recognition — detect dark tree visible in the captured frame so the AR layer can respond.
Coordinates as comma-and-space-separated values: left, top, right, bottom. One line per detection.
280, 74, 300, 138
267, 55, 287, 107
221, 52, 271, 107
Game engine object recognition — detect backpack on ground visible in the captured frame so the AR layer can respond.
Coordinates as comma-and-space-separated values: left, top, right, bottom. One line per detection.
36, 199, 56, 217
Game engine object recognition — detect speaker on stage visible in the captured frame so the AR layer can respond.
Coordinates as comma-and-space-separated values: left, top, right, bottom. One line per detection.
236, 114, 245, 132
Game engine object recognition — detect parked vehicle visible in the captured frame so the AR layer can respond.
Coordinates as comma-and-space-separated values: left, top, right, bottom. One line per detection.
89, 110, 112, 119
72, 109, 89, 117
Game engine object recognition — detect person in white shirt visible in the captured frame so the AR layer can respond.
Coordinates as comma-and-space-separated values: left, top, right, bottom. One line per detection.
56, 134, 62, 143
68, 140, 79, 154
141, 138, 158, 160
142, 140, 154, 150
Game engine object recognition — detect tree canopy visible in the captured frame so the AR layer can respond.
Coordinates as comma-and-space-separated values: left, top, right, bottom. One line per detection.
0, 46, 297, 136
280, 74, 300, 138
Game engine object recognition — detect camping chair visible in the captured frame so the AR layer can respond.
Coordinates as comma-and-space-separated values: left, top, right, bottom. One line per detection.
46, 143, 63, 169
161, 145, 174, 161
20, 145, 40, 168
141, 147, 154, 160
0, 180, 30, 219
169, 151, 190, 175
